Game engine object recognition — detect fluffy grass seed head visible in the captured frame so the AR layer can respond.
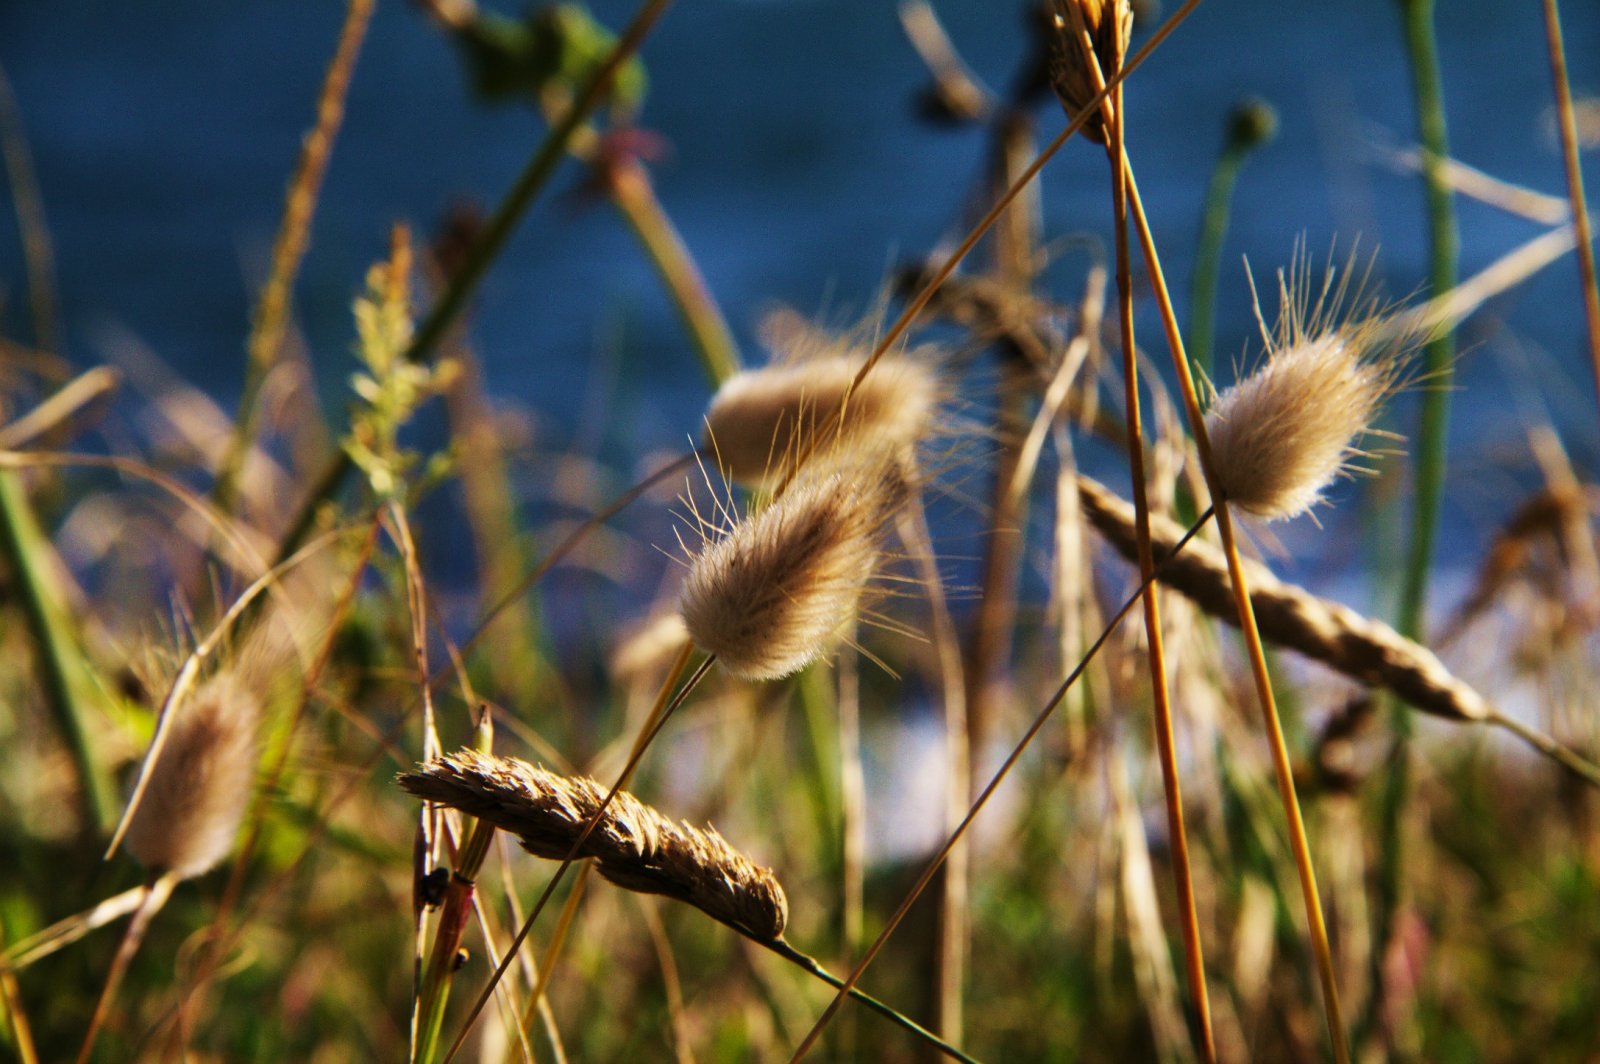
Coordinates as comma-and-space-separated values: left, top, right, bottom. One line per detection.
1203, 255, 1408, 521
679, 458, 907, 681
1046, 0, 1133, 144
123, 672, 259, 879
398, 749, 789, 941
702, 348, 941, 489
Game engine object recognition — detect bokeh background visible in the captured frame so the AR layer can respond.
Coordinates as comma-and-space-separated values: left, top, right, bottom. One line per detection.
2, 0, 1598, 582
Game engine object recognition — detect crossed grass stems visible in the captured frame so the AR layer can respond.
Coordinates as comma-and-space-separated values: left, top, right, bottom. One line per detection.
26, 0, 1600, 1058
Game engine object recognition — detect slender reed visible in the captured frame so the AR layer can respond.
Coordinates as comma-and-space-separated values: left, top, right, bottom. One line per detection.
1119, 157, 1350, 1063
1054, 4, 1215, 1054
1187, 98, 1277, 376
1372, 1, 1458, 1049
1540, 0, 1600, 420
784, 509, 1219, 1062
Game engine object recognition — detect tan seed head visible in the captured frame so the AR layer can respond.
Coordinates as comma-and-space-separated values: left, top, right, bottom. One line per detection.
702, 352, 939, 489
679, 460, 906, 681
123, 673, 259, 879
1203, 257, 1407, 520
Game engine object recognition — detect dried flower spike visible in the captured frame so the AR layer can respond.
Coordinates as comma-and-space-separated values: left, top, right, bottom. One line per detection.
679, 459, 906, 681
398, 749, 789, 941
1046, 0, 1132, 144
1203, 259, 1407, 520
123, 673, 259, 879
702, 351, 939, 488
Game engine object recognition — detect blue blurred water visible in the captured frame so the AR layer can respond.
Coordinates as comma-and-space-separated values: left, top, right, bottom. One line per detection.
1, 0, 1597, 585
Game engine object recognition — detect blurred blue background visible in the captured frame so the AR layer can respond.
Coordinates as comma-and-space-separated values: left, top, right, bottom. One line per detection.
1, 0, 1597, 583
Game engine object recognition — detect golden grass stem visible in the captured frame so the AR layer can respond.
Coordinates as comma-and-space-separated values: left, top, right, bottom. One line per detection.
516, 860, 588, 1062
898, 494, 970, 1047
1540, 0, 1600, 420
1068, 10, 1214, 1055
0, 367, 119, 451
74, 872, 178, 1064
785, 509, 1216, 1062
0, 468, 115, 828
442, 644, 708, 1063
216, 0, 371, 513
1119, 158, 1349, 1064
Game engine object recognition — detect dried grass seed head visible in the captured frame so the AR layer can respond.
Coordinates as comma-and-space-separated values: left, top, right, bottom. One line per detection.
1203, 256, 1408, 520
123, 672, 259, 879
702, 348, 941, 489
679, 458, 907, 681
1046, 0, 1132, 144
397, 749, 788, 940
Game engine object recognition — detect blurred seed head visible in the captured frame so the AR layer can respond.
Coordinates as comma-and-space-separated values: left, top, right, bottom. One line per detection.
123, 673, 259, 879
702, 349, 940, 489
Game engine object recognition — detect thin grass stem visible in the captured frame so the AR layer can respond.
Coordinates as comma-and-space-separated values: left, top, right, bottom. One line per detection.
1540, 0, 1600, 421
785, 509, 1217, 1062
442, 645, 711, 1062
1119, 159, 1349, 1064
271, 0, 676, 569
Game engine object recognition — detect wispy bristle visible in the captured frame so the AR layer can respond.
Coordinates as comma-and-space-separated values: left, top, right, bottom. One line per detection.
703, 352, 939, 488
1204, 258, 1407, 520
397, 749, 789, 941
123, 673, 258, 879
679, 460, 907, 680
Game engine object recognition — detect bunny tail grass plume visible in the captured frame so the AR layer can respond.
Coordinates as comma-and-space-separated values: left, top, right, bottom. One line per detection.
1204, 257, 1408, 520
398, 749, 788, 941
679, 458, 908, 681
702, 350, 940, 488
123, 672, 259, 879
1046, 0, 1132, 144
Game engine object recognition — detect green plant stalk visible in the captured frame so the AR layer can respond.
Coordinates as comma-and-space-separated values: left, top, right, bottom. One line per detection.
0, 470, 114, 828
1187, 146, 1244, 378
762, 938, 979, 1064
607, 156, 740, 386
416, 817, 498, 1064
1371, 0, 1457, 1050
1187, 99, 1276, 379
272, 0, 675, 569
